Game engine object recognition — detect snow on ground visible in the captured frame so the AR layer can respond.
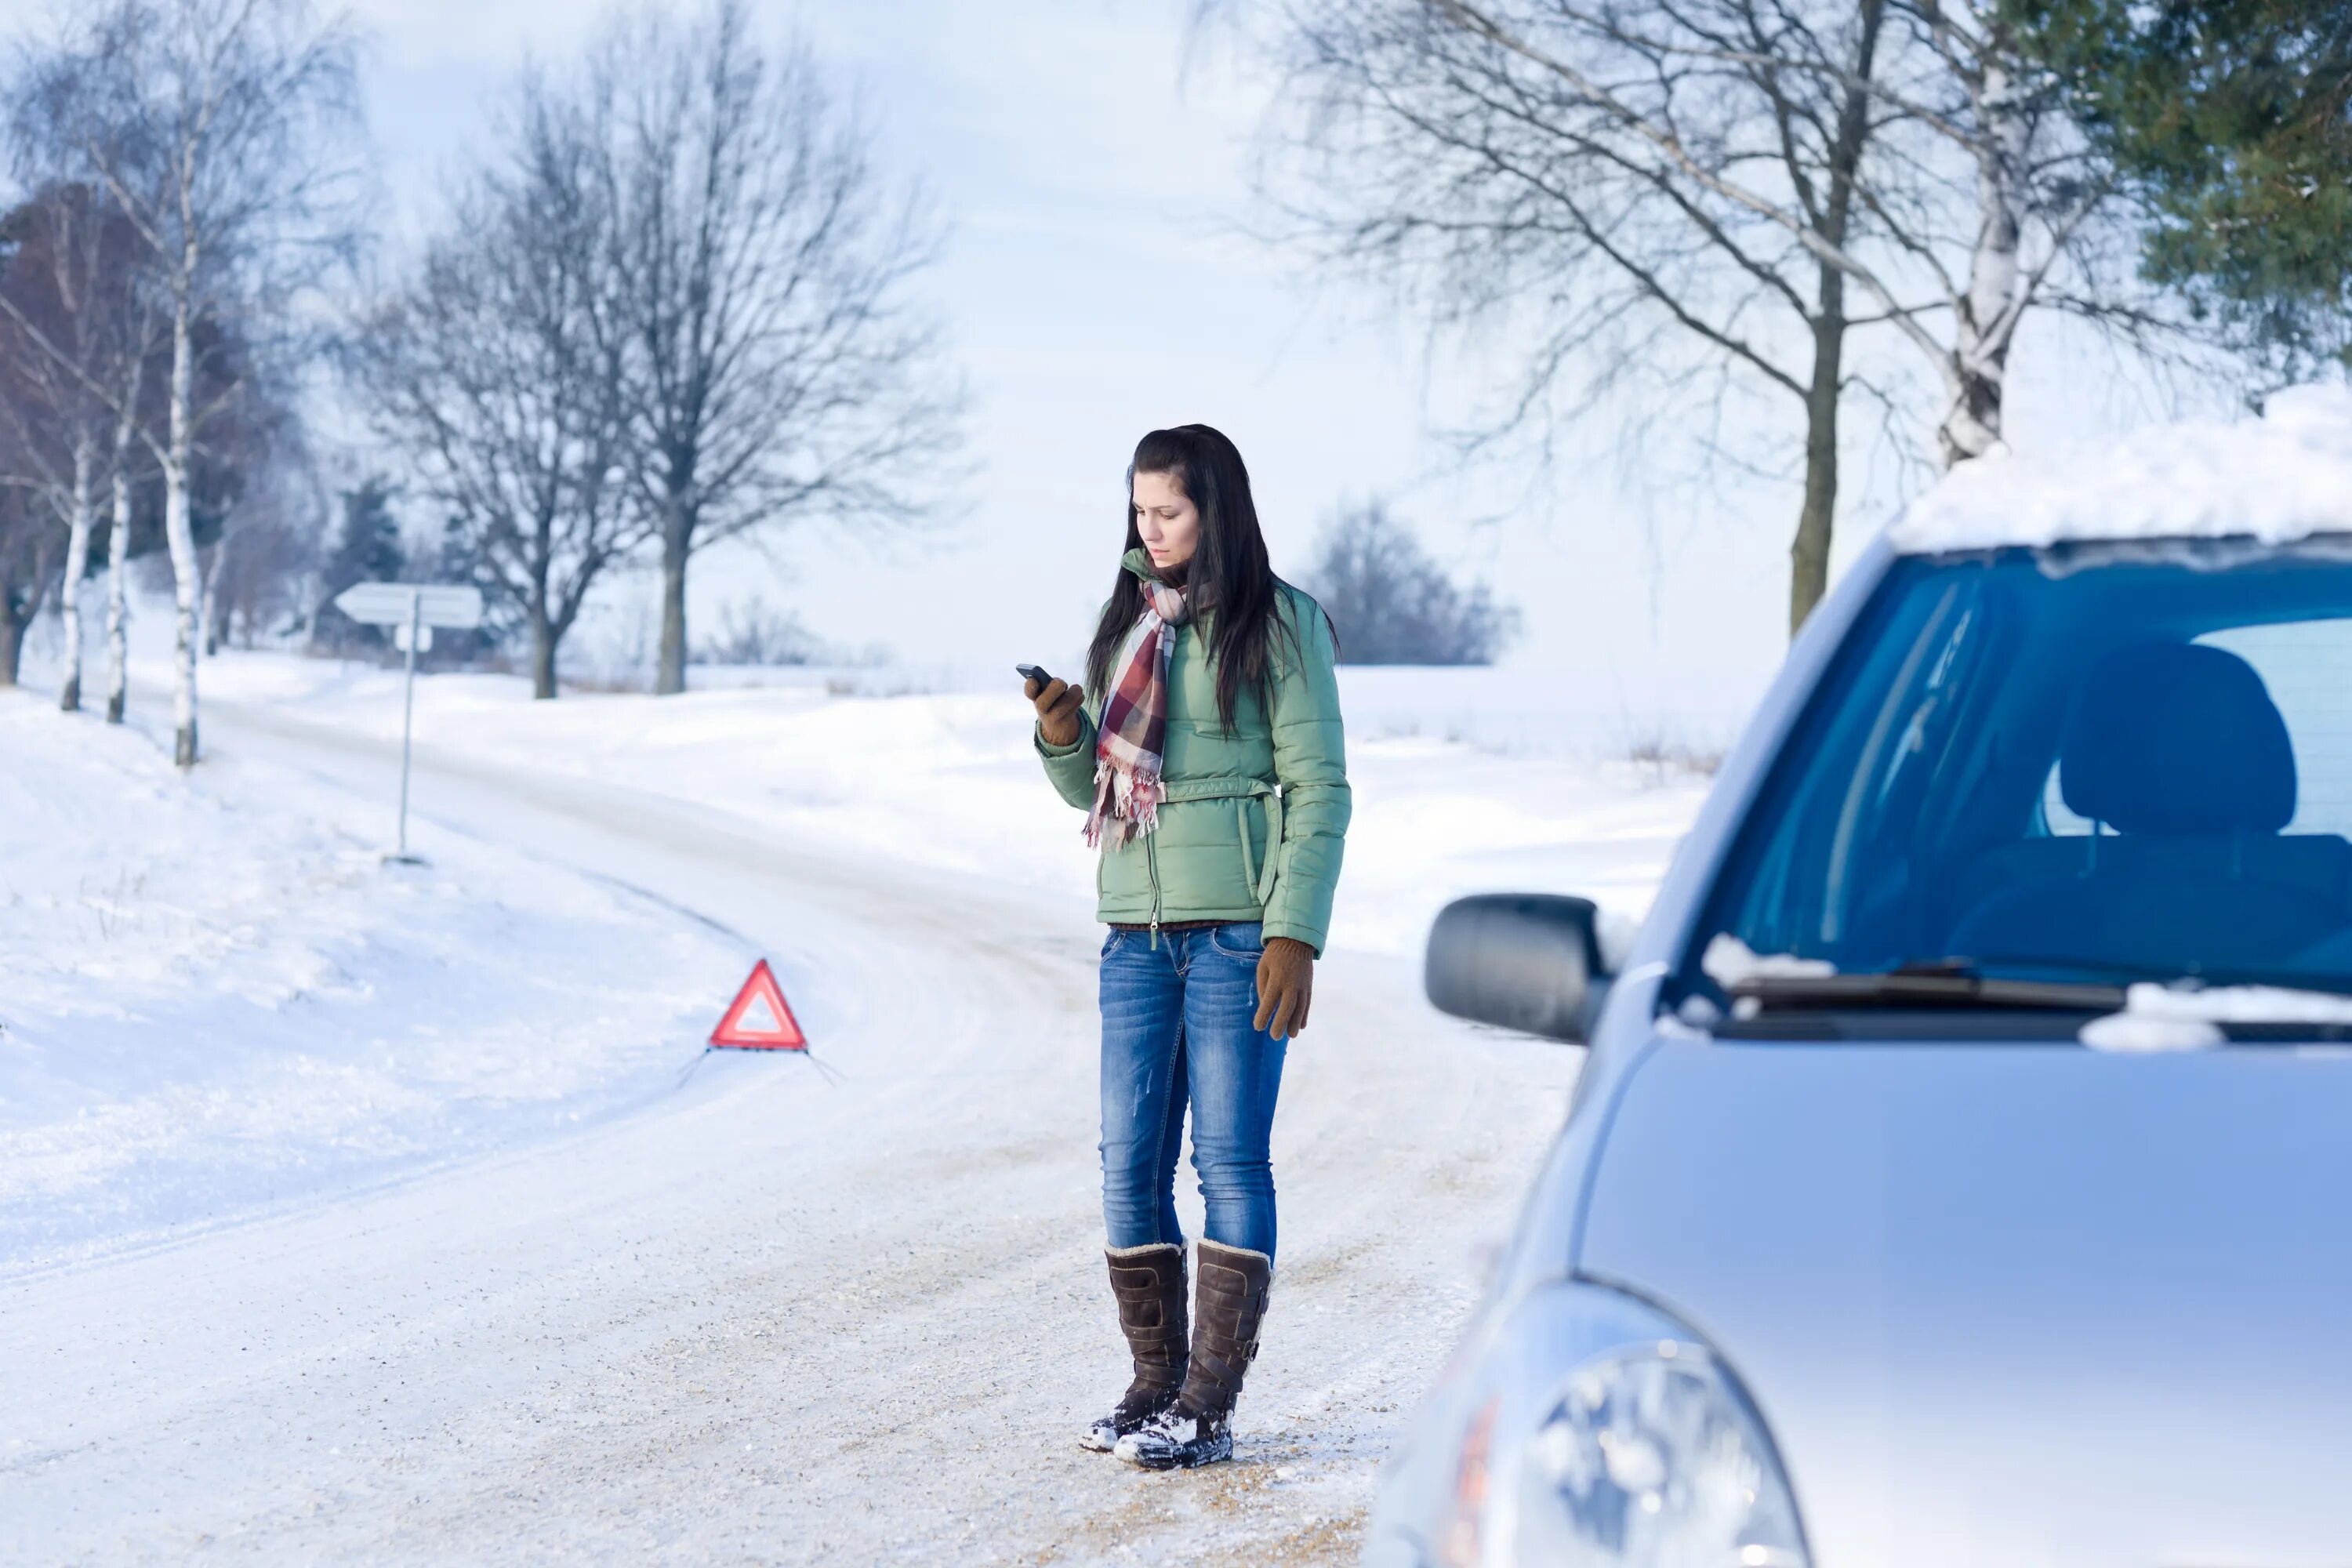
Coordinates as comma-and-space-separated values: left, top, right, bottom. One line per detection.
0, 688, 745, 1276
2, 645, 1728, 1566
194, 651, 1719, 960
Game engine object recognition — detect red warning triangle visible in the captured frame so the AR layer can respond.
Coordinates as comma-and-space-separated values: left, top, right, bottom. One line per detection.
710, 959, 808, 1051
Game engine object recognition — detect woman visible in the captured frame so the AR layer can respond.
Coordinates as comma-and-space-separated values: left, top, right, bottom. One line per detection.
1025, 423, 1350, 1471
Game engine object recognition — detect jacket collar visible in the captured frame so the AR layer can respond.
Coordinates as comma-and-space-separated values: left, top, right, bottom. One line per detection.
1123, 548, 1202, 596
1122, 549, 1216, 622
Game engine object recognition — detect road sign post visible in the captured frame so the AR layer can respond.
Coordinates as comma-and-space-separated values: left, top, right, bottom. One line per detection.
398, 593, 420, 857
332, 582, 486, 862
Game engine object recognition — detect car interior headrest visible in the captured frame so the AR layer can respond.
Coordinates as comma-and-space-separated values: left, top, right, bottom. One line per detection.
2060, 641, 2296, 835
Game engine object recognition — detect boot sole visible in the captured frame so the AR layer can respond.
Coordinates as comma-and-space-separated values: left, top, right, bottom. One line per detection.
1116, 1432, 1233, 1470
1083, 1397, 1180, 1453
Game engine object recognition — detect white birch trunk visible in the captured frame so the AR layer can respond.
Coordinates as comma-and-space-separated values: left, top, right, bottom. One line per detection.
105, 460, 131, 725
165, 270, 201, 767
58, 437, 96, 713
200, 534, 227, 658
103, 376, 140, 725
1940, 57, 2031, 466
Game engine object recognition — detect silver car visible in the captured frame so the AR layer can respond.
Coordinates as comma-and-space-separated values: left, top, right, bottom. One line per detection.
1369, 423, 2352, 1567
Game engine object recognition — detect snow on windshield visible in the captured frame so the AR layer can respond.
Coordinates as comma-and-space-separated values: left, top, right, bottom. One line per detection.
1890, 384, 2352, 554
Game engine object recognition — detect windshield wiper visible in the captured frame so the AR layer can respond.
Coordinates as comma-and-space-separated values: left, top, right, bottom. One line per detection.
1959, 951, 2352, 1001
1733, 960, 2126, 1014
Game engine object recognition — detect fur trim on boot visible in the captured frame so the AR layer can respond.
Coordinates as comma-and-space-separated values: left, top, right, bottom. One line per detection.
1083, 1242, 1189, 1451
1116, 1239, 1272, 1469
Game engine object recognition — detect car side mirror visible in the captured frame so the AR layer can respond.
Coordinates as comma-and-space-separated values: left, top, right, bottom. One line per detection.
1423, 894, 1608, 1044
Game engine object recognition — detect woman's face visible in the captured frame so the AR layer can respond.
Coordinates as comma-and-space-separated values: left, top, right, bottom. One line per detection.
1132, 469, 1200, 572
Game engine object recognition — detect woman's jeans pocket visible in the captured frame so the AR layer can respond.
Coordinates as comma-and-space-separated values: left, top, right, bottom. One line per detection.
1207, 921, 1265, 961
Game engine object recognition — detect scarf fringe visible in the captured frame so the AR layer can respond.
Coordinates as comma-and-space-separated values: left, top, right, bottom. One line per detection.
1085, 760, 1164, 848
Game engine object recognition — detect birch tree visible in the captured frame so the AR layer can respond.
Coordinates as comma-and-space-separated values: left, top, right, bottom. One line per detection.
590, 0, 960, 695
0, 190, 105, 707
354, 82, 644, 699
191, 366, 304, 654
0, 183, 165, 713
95, 344, 152, 720
0, 451, 61, 686
19, 0, 360, 764
1877, 1, 2148, 465
198, 413, 317, 652
1232, 0, 2168, 627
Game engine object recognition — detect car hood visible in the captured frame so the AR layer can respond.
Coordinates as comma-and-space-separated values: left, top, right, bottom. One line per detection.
1577, 1037, 2352, 1568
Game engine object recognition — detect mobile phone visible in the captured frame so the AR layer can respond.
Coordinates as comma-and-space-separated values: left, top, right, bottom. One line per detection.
1015, 662, 1051, 685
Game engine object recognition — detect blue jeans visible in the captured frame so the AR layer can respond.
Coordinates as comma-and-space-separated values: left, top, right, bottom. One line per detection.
1098, 923, 1288, 1260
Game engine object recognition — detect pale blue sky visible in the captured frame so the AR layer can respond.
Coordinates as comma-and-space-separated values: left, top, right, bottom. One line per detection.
342, 0, 1821, 714
64, 1, 2234, 714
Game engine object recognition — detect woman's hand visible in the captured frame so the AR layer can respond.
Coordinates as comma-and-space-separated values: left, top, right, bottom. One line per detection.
1253, 937, 1316, 1040
1026, 673, 1085, 747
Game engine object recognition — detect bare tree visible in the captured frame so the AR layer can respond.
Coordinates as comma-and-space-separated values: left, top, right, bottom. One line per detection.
1305, 500, 1519, 663
200, 469, 318, 649
0, 203, 82, 696
0, 448, 62, 685
0, 186, 143, 709
1884, 0, 2149, 463
16, 0, 361, 763
695, 594, 828, 666
355, 81, 644, 699
2, 187, 177, 724
94, 349, 155, 721
1229, 0, 2173, 629
590, 0, 960, 695
196, 370, 314, 652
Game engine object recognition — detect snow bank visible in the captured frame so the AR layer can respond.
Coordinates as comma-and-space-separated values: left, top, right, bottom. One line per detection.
1891, 383, 2352, 554
196, 653, 1716, 961
0, 691, 741, 1275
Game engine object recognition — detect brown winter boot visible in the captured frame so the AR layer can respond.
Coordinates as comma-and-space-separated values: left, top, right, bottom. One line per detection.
1114, 1238, 1272, 1469
1082, 1242, 1189, 1451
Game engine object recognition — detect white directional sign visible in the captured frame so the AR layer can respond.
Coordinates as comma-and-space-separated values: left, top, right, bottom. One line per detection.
334, 580, 486, 862
334, 582, 484, 630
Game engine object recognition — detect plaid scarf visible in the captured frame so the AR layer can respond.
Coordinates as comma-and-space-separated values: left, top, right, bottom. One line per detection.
1085, 579, 1192, 848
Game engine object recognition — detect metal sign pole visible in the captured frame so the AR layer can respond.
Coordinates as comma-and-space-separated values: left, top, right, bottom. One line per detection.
397, 591, 420, 858
330, 581, 482, 864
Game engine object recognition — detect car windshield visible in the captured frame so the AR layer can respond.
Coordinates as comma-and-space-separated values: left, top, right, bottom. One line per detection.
1690, 539, 2352, 1004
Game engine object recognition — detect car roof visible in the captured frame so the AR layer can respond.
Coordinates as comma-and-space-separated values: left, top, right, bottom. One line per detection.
1887, 383, 2352, 557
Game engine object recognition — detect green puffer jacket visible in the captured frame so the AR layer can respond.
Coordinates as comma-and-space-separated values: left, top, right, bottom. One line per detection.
1036, 550, 1351, 955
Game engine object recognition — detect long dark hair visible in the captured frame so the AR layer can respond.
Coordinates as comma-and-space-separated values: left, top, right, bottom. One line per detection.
1087, 424, 1294, 732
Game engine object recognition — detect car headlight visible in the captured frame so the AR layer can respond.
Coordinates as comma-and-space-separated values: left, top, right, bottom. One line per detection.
1437, 1281, 1809, 1568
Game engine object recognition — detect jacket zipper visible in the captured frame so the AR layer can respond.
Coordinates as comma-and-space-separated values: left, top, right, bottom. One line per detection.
1148, 622, 1175, 949
1146, 830, 1163, 947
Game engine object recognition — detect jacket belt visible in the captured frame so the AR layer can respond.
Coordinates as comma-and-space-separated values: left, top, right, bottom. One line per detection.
1155, 775, 1284, 910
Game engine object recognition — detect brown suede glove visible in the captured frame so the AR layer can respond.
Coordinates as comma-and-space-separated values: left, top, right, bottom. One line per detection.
1025, 673, 1085, 747
1253, 937, 1316, 1040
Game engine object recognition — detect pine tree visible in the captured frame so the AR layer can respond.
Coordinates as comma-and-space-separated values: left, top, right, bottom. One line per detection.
2019, 0, 2352, 372
312, 477, 404, 652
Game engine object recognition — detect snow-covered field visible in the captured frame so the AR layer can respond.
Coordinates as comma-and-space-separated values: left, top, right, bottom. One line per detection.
0, 691, 744, 1276
191, 652, 1725, 957
1, 648, 1726, 1565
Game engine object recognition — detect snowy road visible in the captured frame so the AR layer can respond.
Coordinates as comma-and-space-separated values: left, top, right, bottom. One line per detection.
3, 696, 1584, 1565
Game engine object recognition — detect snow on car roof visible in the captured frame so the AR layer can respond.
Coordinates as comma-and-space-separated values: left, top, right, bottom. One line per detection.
1888, 383, 2352, 554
